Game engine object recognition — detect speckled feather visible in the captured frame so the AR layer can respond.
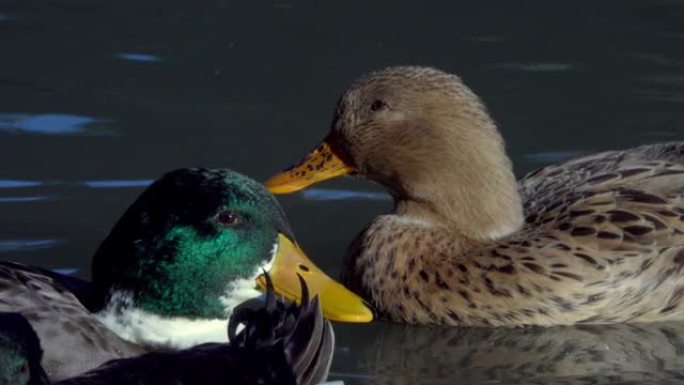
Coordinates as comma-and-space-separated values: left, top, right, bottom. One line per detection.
345, 142, 684, 326
330, 67, 684, 326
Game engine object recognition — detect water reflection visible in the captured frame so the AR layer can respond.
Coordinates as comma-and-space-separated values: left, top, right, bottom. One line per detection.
630, 53, 684, 67
0, 239, 66, 252
0, 13, 16, 22
635, 89, 684, 103
334, 322, 684, 385
0, 179, 42, 188
0, 196, 52, 203
301, 188, 390, 202
115, 53, 163, 63
488, 62, 574, 72
524, 151, 584, 164
82, 179, 154, 188
0, 113, 109, 135
52, 267, 78, 276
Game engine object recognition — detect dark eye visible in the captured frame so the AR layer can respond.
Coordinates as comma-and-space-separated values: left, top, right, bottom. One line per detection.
370, 100, 388, 111
217, 211, 239, 226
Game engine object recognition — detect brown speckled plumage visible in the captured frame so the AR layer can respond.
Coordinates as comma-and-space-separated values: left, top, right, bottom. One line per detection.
323, 66, 684, 326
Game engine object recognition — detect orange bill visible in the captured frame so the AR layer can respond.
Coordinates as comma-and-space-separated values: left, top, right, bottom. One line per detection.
265, 137, 354, 194
257, 233, 374, 323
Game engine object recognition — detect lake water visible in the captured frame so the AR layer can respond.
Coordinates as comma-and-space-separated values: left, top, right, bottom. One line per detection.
2, 0, 684, 383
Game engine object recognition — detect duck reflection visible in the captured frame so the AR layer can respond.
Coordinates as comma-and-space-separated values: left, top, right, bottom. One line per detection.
333, 322, 684, 384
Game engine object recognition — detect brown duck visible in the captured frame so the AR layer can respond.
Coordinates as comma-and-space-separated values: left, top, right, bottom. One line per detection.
266, 66, 684, 326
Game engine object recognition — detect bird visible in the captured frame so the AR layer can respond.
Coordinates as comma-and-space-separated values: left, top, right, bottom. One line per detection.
0, 274, 335, 385
1, 168, 370, 380
265, 65, 684, 327
0, 312, 49, 385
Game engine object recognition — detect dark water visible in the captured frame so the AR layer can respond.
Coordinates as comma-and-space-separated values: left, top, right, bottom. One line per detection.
2, 0, 684, 383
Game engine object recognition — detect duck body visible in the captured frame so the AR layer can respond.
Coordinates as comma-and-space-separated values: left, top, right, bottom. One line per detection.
0, 277, 334, 385
343, 142, 684, 326
1, 168, 369, 380
266, 66, 684, 326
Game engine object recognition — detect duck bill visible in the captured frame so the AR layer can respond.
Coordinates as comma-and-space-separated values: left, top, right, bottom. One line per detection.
257, 233, 373, 323
265, 137, 354, 194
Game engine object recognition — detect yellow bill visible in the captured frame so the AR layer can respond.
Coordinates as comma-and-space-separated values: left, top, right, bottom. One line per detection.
265, 137, 354, 194
257, 233, 373, 323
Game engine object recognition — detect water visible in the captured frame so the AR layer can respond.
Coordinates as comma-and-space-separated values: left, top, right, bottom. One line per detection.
2, 0, 684, 383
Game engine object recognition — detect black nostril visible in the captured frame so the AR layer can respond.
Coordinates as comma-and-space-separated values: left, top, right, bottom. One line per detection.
298, 264, 310, 272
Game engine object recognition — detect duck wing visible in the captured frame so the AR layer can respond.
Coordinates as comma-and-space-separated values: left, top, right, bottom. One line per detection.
55, 276, 334, 385
519, 142, 684, 211
0, 262, 143, 381
498, 142, 684, 323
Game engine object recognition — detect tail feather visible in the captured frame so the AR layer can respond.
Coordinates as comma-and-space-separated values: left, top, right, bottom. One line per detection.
229, 273, 335, 385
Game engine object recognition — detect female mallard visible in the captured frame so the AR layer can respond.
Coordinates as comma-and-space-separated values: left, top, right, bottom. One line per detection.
265, 66, 684, 327
0, 168, 370, 380
0, 276, 335, 385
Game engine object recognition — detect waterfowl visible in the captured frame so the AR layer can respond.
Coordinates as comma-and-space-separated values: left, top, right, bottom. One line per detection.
266, 65, 684, 326
0, 312, 49, 385
0, 276, 335, 385
0, 168, 371, 380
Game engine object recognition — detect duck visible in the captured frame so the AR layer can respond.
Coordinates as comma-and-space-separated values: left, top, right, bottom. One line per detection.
265, 65, 684, 327
0, 168, 371, 380
0, 275, 336, 385
0, 312, 49, 385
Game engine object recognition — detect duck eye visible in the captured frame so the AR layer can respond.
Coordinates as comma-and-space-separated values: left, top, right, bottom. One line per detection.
217, 211, 239, 226
370, 100, 388, 111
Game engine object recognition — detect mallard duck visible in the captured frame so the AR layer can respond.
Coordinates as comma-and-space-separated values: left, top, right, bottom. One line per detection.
0, 275, 335, 385
0, 168, 371, 380
0, 312, 49, 385
265, 65, 684, 326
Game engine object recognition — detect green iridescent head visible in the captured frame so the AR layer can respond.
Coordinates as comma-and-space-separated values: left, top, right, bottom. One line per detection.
91, 168, 294, 319
91, 168, 372, 326
0, 312, 49, 385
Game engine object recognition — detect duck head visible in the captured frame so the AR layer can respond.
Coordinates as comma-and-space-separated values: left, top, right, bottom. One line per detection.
91, 168, 372, 330
266, 66, 523, 241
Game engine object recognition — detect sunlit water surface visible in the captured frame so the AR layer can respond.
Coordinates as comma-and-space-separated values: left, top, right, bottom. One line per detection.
2, 0, 684, 383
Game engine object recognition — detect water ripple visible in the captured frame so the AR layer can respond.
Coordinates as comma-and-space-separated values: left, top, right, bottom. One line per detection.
488, 62, 574, 72
0, 179, 43, 188
301, 188, 389, 201
52, 268, 78, 276
115, 52, 163, 63
0, 239, 67, 252
525, 150, 583, 164
635, 89, 684, 103
82, 179, 154, 188
0, 113, 109, 135
0, 196, 52, 203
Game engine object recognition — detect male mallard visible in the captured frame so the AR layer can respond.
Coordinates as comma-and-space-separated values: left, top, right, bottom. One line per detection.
0, 276, 335, 385
0, 168, 371, 380
266, 66, 684, 326
0, 312, 49, 385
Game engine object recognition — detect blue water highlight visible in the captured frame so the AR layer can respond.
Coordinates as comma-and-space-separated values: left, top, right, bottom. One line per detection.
301, 188, 390, 201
